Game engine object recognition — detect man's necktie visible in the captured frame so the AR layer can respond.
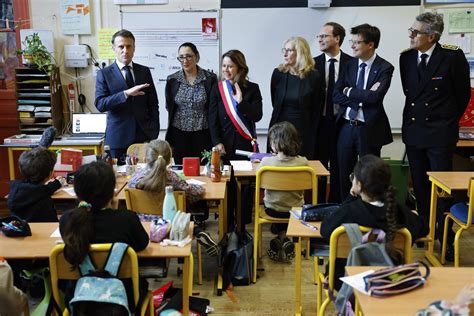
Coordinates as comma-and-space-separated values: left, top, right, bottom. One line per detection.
124, 65, 135, 88
418, 53, 428, 81
349, 62, 367, 120
325, 58, 337, 118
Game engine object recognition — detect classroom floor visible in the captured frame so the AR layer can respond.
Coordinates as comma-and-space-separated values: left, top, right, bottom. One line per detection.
1, 201, 472, 316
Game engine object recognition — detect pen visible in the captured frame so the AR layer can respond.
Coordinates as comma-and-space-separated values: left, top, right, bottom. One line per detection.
300, 220, 318, 231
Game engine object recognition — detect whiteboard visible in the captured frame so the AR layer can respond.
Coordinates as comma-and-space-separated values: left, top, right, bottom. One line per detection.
122, 11, 220, 130
221, 6, 421, 131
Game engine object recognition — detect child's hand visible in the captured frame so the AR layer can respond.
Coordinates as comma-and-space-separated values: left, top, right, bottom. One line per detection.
110, 197, 119, 210
56, 176, 67, 187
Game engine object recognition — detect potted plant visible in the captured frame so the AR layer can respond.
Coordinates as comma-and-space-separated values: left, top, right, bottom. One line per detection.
16, 33, 56, 75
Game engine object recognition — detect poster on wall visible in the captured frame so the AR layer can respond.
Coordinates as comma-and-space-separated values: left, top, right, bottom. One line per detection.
202, 18, 217, 40
60, 0, 92, 35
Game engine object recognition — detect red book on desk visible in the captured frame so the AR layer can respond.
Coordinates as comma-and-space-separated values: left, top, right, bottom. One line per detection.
183, 157, 200, 176
60, 148, 83, 171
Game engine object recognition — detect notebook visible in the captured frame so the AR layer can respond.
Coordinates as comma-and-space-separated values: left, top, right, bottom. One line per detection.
70, 113, 106, 138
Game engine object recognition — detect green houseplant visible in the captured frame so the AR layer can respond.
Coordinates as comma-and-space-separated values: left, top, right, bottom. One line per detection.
17, 33, 56, 75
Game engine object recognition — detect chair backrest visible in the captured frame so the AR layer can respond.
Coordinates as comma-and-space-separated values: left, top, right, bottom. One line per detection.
124, 187, 186, 215
126, 143, 148, 163
327, 225, 412, 290
255, 166, 317, 208
49, 243, 140, 313
466, 178, 474, 225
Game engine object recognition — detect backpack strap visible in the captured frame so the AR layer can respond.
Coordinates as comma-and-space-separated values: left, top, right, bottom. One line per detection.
362, 229, 386, 244
78, 255, 96, 276
342, 223, 363, 247
103, 243, 129, 277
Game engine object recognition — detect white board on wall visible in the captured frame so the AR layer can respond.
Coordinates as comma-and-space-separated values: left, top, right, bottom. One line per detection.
122, 11, 220, 130
221, 6, 421, 131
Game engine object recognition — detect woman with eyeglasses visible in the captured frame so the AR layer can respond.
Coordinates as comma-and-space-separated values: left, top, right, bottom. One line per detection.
165, 42, 217, 165
268, 37, 324, 159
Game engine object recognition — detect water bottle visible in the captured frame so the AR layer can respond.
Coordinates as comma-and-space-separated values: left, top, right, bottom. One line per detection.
210, 146, 221, 182
163, 186, 177, 222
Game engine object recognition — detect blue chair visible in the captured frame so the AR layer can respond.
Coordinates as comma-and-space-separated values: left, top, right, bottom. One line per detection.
441, 177, 474, 267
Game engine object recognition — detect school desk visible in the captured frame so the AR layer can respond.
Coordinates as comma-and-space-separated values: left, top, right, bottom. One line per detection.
0, 222, 193, 316
426, 171, 474, 266
346, 266, 473, 316
1, 138, 104, 180
51, 174, 129, 200
286, 214, 322, 316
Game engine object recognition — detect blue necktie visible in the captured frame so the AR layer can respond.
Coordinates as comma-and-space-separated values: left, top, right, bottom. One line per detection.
349, 62, 367, 120
124, 65, 135, 88
325, 58, 337, 118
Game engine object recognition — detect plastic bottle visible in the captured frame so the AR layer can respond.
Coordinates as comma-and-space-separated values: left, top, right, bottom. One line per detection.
102, 145, 113, 166
163, 186, 177, 222
210, 146, 221, 182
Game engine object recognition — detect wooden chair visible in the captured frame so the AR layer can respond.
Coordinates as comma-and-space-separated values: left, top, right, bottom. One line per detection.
124, 188, 203, 285
441, 177, 474, 267
126, 143, 148, 163
316, 225, 413, 316
252, 166, 317, 283
49, 243, 154, 316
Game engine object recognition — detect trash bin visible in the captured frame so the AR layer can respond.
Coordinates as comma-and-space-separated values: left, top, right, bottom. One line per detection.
384, 159, 409, 205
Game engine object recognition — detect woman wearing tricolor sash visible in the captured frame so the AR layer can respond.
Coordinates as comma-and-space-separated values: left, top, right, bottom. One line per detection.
209, 50, 263, 228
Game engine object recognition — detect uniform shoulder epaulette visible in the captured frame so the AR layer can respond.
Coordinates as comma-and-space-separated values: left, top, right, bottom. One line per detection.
441, 43, 459, 50
400, 48, 411, 54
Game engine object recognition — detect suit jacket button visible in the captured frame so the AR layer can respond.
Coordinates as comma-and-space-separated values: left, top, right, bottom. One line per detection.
425, 118, 429, 121
425, 103, 429, 106
405, 89, 408, 92
411, 117, 415, 121
411, 103, 415, 107
434, 87, 438, 91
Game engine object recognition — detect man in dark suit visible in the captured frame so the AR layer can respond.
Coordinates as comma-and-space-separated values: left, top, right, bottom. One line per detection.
333, 24, 394, 199
95, 29, 159, 163
314, 22, 353, 203
400, 12, 470, 259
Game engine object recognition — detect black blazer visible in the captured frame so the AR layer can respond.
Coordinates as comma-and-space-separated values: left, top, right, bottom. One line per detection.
95, 62, 159, 149
268, 68, 324, 159
208, 80, 263, 160
400, 43, 471, 148
333, 55, 394, 148
164, 67, 217, 142
313, 51, 353, 116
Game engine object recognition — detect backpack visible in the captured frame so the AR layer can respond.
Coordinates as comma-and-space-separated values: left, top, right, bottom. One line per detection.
69, 242, 131, 316
334, 224, 394, 316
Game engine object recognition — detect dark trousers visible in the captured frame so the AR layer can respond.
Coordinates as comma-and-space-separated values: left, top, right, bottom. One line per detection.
225, 164, 254, 233
406, 145, 454, 244
316, 116, 341, 203
167, 126, 212, 165
337, 121, 381, 199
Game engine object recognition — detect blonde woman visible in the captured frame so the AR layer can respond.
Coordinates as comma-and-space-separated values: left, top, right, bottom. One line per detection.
268, 36, 324, 159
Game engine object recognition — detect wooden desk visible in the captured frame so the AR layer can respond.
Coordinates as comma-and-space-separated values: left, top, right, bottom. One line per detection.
52, 175, 129, 200
0, 222, 192, 315
346, 266, 473, 316
286, 215, 322, 316
426, 171, 474, 266
456, 139, 474, 147
1, 138, 104, 180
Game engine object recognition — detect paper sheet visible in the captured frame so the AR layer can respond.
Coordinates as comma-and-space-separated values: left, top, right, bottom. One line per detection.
186, 179, 206, 186
61, 186, 76, 197
50, 227, 61, 238
230, 160, 253, 171
340, 269, 375, 296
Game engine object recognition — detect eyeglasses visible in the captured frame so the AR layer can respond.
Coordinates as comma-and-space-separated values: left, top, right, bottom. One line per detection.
316, 34, 332, 40
408, 27, 429, 37
177, 54, 195, 62
349, 173, 355, 182
349, 39, 366, 46
281, 48, 296, 54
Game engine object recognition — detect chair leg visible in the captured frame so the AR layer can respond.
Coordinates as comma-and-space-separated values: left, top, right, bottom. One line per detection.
196, 242, 203, 285
454, 227, 464, 267
316, 274, 323, 313
253, 220, 259, 283
305, 239, 310, 260
440, 215, 451, 265
189, 253, 194, 295
258, 224, 263, 258
313, 257, 318, 284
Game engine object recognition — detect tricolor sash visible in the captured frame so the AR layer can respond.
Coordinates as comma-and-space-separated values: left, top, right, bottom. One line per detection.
218, 80, 258, 152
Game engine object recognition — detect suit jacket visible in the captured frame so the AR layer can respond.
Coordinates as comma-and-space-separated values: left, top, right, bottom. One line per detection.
209, 80, 263, 160
333, 55, 394, 148
268, 68, 324, 159
400, 43, 471, 148
164, 67, 217, 142
95, 62, 159, 149
313, 51, 353, 117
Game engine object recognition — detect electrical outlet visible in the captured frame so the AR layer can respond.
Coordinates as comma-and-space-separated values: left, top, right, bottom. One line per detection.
93, 60, 110, 77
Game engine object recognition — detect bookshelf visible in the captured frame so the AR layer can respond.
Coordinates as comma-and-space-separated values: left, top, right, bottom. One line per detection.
15, 67, 63, 134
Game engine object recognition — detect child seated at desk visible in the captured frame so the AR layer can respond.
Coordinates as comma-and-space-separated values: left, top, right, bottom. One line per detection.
257, 121, 308, 262
59, 161, 149, 312
7, 147, 66, 222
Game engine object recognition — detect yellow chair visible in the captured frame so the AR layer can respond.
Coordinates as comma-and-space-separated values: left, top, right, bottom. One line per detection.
124, 187, 203, 285
49, 243, 154, 316
252, 166, 317, 283
316, 225, 412, 316
126, 143, 148, 163
441, 177, 474, 267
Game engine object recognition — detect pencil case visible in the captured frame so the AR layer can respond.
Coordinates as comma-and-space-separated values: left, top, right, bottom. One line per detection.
0, 216, 32, 237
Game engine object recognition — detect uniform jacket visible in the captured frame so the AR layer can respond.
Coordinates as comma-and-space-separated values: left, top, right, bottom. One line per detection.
400, 43, 471, 147
268, 68, 324, 159
333, 55, 394, 148
95, 62, 159, 149
209, 80, 263, 160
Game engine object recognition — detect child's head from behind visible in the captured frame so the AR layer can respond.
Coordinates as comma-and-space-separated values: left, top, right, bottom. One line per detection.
353, 154, 391, 201
268, 121, 301, 156
74, 161, 116, 210
18, 147, 57, 184
145, 139, 172, 166
137, 140, 172, 192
